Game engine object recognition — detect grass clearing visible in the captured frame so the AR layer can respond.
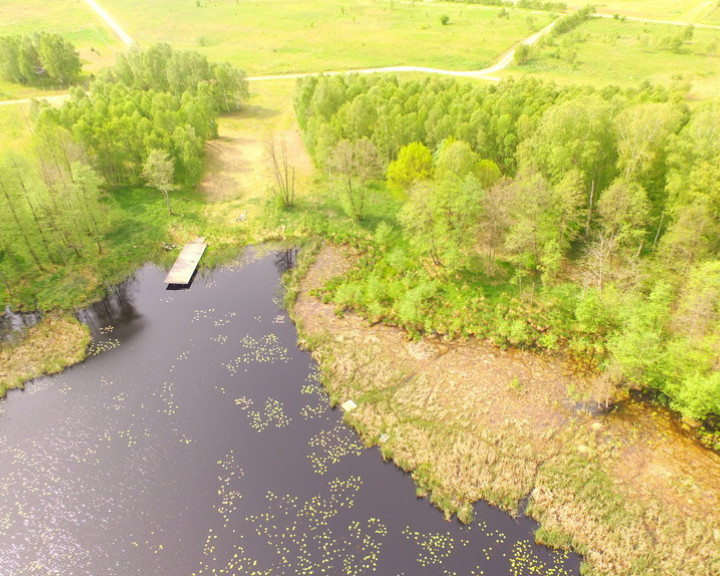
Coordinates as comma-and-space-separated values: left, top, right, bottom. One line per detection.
100, 0, 554, 73
501, 16, 720, 98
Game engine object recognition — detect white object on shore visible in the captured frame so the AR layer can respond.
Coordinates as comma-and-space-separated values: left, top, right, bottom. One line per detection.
341, 400, 357, 412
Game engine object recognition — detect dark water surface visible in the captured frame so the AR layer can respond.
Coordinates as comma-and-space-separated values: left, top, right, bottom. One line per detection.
0, 249, 581, 576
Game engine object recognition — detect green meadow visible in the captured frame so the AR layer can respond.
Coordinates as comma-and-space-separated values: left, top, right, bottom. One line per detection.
577, 0, 717, 22
100, 0, 554, 73
502, 15, 720, 98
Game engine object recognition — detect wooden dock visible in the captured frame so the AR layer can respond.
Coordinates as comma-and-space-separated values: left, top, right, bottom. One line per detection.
164, 237, 207, 285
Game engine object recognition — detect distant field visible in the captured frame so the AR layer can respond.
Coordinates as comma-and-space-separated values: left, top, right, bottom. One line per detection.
569, 0, 719, 23
100, 0, 554, 73
501, 16, 720, 98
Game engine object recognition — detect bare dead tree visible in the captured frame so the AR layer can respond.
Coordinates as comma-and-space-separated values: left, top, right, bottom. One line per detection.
265, 133, 295, 208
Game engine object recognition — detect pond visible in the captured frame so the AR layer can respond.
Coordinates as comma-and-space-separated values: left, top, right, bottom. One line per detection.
0, 248, 581, 576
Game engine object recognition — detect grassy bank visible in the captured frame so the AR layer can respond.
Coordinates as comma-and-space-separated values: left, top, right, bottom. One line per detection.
287, 243, 720, 576
0, 312, 91, 396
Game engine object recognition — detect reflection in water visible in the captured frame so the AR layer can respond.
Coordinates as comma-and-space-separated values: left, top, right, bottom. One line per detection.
75, 276, 142, 340
0, 307, 42, 344
0, 249, 581, 576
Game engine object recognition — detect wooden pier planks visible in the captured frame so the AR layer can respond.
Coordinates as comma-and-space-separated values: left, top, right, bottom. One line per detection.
164, 237, 207, 285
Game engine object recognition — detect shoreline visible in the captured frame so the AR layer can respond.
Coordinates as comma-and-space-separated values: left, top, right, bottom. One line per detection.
3, 241, 720, 575
288, 242, 720, 576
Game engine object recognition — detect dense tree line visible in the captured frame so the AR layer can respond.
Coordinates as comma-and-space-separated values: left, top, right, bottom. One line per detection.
0, 138, 108, 300
35, 44, 248, 188
295, 74, 720, 428
0, 45, 248, 306
0, 33, 81, 86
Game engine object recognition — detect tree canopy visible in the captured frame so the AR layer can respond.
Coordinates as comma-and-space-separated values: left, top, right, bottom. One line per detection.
296, 73, 720, 425
0, 33, 81, 86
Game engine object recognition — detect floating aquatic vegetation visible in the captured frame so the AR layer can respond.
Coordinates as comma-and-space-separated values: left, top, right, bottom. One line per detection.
216, 451, 244, 527
111, 392, 126, 411
214, 312, 237, 327
474, 518, 508, 545
509, 540, 573, 576
191, 308, 216, 323
241, 476, 379, 575
247, 399, 291, 432
86, 338, 120, 356
100, 325, 115, 334
212, 335, 228, 344
300, 372, 328, 420
118, 428, 138, 448
300, 400, 326, 420
152, 382, 178, 416
27, 377, 54, 395
341, 518, 388, 576
0, 511, 11, 537
307, 424, 364, 475
301, 369, 324, 396
402, 528, 464, 567
234, 396, 253, 410
224, 334, 290, 375
272, 315, 287, 324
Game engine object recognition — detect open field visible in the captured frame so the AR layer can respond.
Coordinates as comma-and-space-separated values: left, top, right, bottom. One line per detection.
571, 0, 720, 24
100, 0, 553, 73
501, 15, 720, 98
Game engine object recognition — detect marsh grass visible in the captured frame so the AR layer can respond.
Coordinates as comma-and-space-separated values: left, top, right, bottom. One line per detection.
0, 312, 90, 396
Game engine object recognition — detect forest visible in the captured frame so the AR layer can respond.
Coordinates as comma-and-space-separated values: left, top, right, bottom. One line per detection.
0, 32, 81, 86
0, 43, 248, 307
293, 74, 720, 433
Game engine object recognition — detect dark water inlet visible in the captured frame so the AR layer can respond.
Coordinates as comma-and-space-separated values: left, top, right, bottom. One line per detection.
0, 248, 582, 576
